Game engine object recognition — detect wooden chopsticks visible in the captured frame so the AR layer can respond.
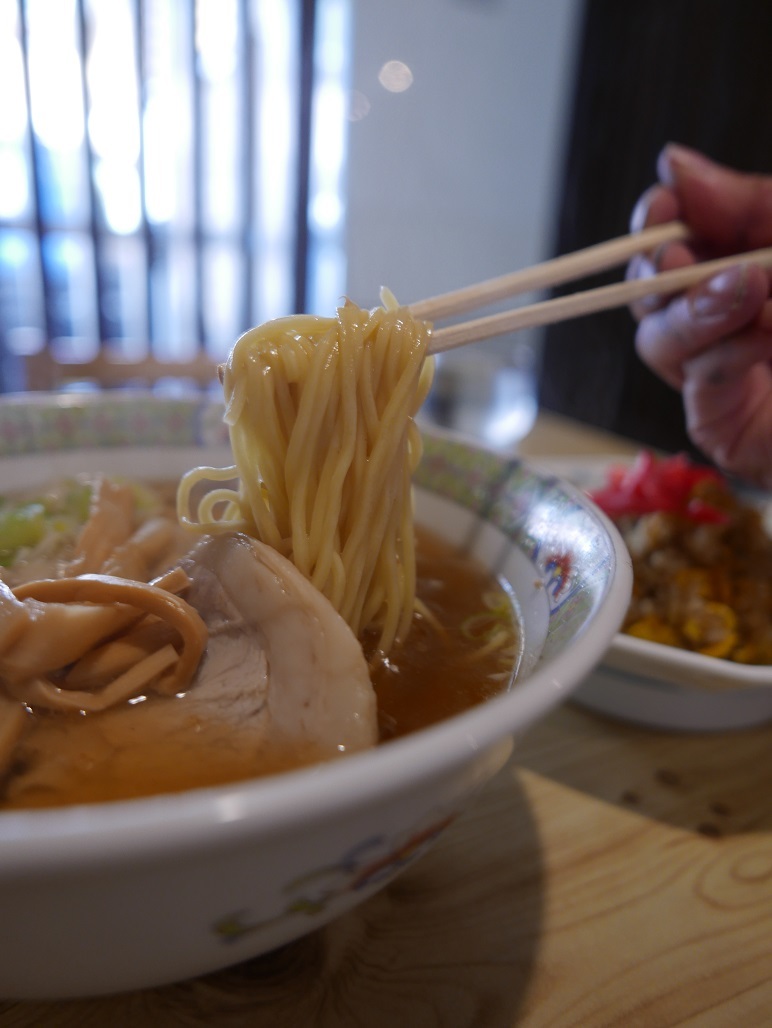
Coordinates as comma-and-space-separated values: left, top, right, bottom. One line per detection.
414, 222, 772, 356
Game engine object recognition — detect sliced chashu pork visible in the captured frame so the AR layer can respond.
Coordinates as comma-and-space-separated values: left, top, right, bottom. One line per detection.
178, 532, 378, 757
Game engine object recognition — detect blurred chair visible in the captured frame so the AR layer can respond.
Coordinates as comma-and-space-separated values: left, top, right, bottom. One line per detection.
22, 350, 221, 392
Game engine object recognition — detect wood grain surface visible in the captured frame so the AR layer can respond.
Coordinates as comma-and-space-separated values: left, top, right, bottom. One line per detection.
2, 414, 770, 1026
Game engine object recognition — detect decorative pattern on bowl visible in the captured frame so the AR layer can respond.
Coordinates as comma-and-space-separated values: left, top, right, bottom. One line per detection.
212, 807, 458, 946
417, 435, 616, 657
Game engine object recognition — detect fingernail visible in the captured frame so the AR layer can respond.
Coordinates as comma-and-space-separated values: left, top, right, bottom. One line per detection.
658, 143, 717, 187
630, 195, 648, 233
692, 265, 747, 318
630, 184, 668, 233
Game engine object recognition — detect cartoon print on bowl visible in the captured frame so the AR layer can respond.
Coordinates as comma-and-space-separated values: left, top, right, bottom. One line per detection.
542, 551, 574, 601
416, 435, 615, 648
212, 810, 458, 944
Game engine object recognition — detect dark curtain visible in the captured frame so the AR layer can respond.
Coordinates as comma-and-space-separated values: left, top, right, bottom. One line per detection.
539, 0, 772, 455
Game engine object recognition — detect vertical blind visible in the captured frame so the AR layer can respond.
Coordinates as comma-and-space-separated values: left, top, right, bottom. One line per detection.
0, 0, 351, 388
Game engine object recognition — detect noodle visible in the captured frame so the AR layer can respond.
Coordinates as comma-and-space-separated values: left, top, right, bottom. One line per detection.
2, 573, 208, 711
178, 299, 433, 654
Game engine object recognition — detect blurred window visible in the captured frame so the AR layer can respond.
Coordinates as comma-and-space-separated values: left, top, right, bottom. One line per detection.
0, 0, 351, 384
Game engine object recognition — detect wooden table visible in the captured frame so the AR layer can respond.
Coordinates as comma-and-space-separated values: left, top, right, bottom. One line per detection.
3, 414, 770, 1027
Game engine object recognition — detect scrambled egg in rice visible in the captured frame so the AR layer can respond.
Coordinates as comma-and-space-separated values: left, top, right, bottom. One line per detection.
590, 453, 772, 665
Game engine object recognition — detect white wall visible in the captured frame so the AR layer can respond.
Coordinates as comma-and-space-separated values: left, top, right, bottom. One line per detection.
344, 0, 581, 311
342, 0, 581, 446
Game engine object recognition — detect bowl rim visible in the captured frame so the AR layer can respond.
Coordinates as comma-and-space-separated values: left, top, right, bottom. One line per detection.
605, 632, 772, 691
0, 394, 632, 870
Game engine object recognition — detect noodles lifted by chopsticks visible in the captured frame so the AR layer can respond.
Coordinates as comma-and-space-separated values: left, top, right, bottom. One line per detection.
178, 297, 434, 655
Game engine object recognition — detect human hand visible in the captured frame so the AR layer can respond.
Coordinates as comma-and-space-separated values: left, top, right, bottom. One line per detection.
627, 144, 772, 488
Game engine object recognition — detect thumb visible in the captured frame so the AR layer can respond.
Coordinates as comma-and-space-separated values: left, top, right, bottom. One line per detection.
658, 144, 772, 252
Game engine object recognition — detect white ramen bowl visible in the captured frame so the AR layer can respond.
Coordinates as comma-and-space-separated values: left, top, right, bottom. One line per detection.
0, 394, 631, 999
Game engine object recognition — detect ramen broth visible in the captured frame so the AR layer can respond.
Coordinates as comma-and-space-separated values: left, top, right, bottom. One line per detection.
0, 482, 520, 811
373, 526, 520, 740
